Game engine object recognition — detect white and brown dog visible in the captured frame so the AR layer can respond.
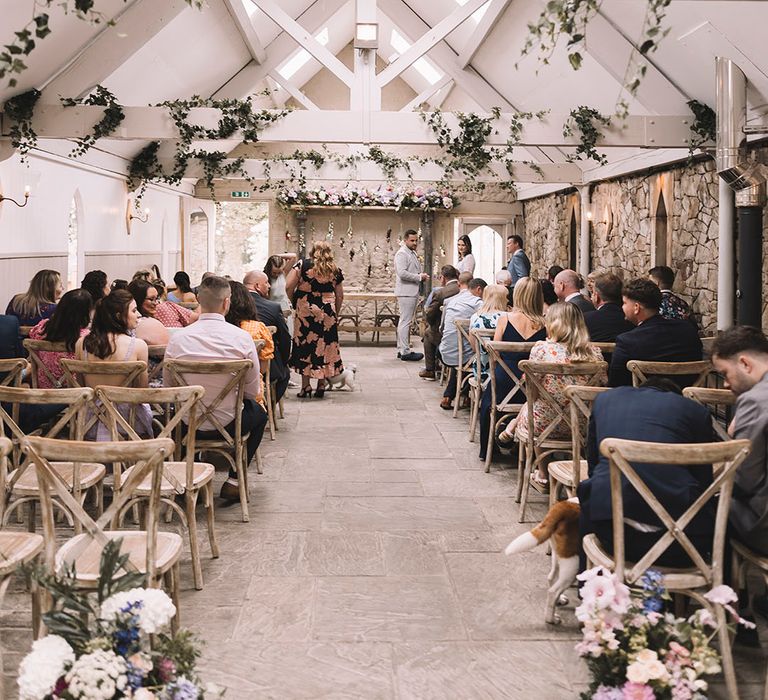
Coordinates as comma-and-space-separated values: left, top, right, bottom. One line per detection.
505, 499, 580, 625
326, 364, 357, 391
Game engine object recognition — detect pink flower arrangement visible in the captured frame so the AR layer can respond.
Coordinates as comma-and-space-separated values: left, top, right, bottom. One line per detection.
276, 185, 459, 212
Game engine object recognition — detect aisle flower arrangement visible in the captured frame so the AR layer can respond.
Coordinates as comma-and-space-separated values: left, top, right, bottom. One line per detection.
576, 567, 752, 700
18, 541, 218, 700
276, 185, 459, 212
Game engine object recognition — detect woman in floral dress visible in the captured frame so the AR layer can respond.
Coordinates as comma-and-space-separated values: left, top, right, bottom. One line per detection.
286, 241, 344, 399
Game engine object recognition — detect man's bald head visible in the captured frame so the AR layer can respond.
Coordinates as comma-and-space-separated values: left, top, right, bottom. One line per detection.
243, 269, 270, 298
553, 269, 582, 301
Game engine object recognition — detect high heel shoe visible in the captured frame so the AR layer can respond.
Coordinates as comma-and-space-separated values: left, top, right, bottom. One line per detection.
314, 386, 326, 399
297, 388, 313, 398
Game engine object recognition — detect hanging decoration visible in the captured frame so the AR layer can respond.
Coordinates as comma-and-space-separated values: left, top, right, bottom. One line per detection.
349, 250, 355, 261
439, 244, 446, 257
326, 219, 334, 242
285, 229, 292, 242
374, 243, 381, 252
276, 185, 459, 212
385, 227, 392, 244
347, 215, 354, 239
368, 263, 373, 277
339, 238, 345, 248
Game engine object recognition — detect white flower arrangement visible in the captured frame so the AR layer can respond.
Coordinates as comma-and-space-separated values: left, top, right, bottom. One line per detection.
18, 635, 75, 700
65, 650, 128, 700
100, 587, 177, 634
276, 184, 459, 212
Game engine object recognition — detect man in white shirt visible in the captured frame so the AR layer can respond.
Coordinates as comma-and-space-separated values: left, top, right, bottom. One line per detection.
164, 275, 268, 502
394, 229, 429, 361
553, 268, 595, 314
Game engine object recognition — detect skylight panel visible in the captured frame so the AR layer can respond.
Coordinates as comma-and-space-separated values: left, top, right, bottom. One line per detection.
455, 0, 489, 22
414, 57, 442, 85
278, 27, 330, 80
390, 28, 410, 54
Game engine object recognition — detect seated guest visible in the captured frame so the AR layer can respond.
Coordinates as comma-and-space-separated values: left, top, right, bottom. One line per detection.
711, 327, 768, 555
577, 378, 714, 570
547, 265, 564, 284
438, 273, 482, 410
540, 279, 558, 315
553, 269, 595, 314
6, 269, 62, 327
150, 276, 168, 301
649, 265, 694, 322
420, 265, 460, 381
130, 277, 198, 329
127, 279, 170, 346
29, 289, 93, 388
495, 269, 513, 308
164, 275, 268, 502
584, 272, 633, 342
478, 278, 546, 461
243, 270, 291, 402
111, 279, 129, 292
0, 315, 21, 361
167, 271, 197, 304
500, 302, 606, 489
609, 278, 702, 387
470, 278, 487, 297
225, 281, 275, 402
469, 283, 509, 382
80, 270, 109, 303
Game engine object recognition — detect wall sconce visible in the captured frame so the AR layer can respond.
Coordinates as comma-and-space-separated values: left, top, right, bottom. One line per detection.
354, 22, 378, 50
126, 201, 150, 234
0, 185, 30, 208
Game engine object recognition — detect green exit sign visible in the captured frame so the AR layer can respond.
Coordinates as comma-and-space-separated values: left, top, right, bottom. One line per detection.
231, 191, 251, 199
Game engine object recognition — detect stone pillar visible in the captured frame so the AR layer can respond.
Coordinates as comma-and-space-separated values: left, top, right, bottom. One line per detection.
422, 210, 434, 296
717, 179, 735, 330
578, 185, 591, 277
295, 211, 308, 258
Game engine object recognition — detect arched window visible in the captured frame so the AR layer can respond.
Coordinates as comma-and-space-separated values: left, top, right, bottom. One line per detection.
67, 194, 80, 290
654, 192, 668, 267
460, 223, 504, 283
569, 209, 577, 270
215, 202, 269, 282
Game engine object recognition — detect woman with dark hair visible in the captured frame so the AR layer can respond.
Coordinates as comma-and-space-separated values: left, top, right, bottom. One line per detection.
129, 278, 197, 333
111, 279, 129, 291
29, 289, 93, 388
6, 269, 63, 326
127, 279, 169, 346
539, 279, 558, 315
225, 281, 274, 397
264, 253, 297, 313
167, 271, 197, 304
456, 234, 475, 276
80, 270, 109, 302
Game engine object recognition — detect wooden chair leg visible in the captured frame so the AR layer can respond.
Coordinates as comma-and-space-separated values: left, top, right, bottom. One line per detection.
236, 451, 250, 523
26, 500, 36, 533
186, 491, 203, 591
265, 384, 276, 441
278, 398, 284, 419
165, 565, 180, 635
254, 449, 262, 476
515, 441, 526, 503
518, 445, 535, 522
714, 603, 740, 700
204, 482, 219, 559
453, 369, 462, 419
484, 409, 496, 474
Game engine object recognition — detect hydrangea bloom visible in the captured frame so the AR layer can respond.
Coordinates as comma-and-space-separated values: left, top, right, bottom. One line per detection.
100, 587, 176, 634
65, 649, 128, 700
592, 685, 624, 699
163, 676, 200, 700
18, 635, 74, 700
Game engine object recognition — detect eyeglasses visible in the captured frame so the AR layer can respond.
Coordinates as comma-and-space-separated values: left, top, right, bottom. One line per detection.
146, 296, 158, 303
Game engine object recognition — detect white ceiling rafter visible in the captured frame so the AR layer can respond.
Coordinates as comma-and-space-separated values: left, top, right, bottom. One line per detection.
457, 0, 513, 69
377, 0, 489, 87
400, 75, 453, 111
247, 0, 354, 87
222, 0, 267, 64
39, 0, 191, 102
268, 70, 320, 110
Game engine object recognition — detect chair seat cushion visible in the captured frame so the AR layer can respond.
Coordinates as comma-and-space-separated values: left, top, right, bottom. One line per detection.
10, 462, 106, 495
56, 530, 182, 584
120, 461, 215, 495
0, 532, 44, 575
549, 459, 588, 486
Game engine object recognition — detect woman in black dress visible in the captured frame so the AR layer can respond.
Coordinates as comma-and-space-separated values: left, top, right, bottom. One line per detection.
286, 241, 344, 398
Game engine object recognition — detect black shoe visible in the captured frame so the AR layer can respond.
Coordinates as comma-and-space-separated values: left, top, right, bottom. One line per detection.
401, 352, 424, 362
397, 352, 402, 359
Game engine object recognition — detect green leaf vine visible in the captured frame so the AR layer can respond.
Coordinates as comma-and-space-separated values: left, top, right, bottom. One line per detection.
61, 85, 125, 158
686, 99, 716, 155
3, 88, 41, 161
563, 106, 611, 165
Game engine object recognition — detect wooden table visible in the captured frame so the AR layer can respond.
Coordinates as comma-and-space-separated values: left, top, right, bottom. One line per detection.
339, 292, 422, 344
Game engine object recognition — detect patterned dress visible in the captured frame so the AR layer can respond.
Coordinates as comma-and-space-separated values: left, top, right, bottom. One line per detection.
514, 339, 606, 441
28, 319, 89, 389
469, 311, 504, 382
659, 290, 693, 322
289, 260, 344, 379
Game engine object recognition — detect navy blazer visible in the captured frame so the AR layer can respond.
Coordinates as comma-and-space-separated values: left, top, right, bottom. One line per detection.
584, 303, 633, 343
568, 294, 596, 315
608, 314, 702, 387
580, 386, 714, 533
250, 292, 291, 383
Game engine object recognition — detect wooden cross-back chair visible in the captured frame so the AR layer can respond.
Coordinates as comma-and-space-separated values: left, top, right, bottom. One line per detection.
0, 386, 104, 533
682, 387, 736, 443
483, 341, 537, 473
260, 329, 278, 440
627, 360, 713, 389
467, 329, 495, 443
516, 360, 607, 523
452, 319, 476, 418
0, 358, 26, 388
163, 358, 256, 522
548, 386, 611, 509
582, 437, 751, 700
0, 437, 45, 672
96, 384, 218, 590
147, 344, 167, 386
22, 436, 182, 632
23, 339, 69, 388
60, 358, 146, 438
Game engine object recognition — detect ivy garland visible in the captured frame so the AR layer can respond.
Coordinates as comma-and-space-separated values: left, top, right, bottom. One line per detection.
686, 99, 716, 155
1, 0, 204, 88
3, 88, 41, 161
563, 106, 611, 165
61, 85, 125, 158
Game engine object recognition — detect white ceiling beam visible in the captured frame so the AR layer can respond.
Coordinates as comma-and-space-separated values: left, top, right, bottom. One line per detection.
427, 79, 453, 110
268, 71, 319, 110
222, 0, 267, 64
400, 75, 453, 112
247, 0, 354, 87
11, 106, 705, 148
457, 0, 512, 69
378, 0, 489, 87
39, 0, 191, 102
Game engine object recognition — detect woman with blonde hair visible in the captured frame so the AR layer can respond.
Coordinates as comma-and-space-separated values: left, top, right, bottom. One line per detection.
477, 278, 546, 461
500, 301, 606, 489
6, 269, 63, 327
286, 241, 344, 398
469, 283, 508, 382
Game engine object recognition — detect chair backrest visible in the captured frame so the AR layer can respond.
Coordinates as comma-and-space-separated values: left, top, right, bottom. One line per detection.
23, 339, 70, 388
600, 437, 750, 585
60, 358, 146, 389
517, 360, 608, 444
469, 329, 495, 384
592, 342, 616, 356
485, 341, 537, 411
22, 435, 174, 579
163, 359, 252, 448
0, 358, 26, 387
455, 319, 475, 373
627, 360, 712, 388
701, 336, 716, 358
682, 387, 736, 442
147, 345, 166, 385
563, 385, 611, 486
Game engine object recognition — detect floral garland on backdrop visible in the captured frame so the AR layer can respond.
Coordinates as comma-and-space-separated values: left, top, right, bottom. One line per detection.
276, 185, 458, 212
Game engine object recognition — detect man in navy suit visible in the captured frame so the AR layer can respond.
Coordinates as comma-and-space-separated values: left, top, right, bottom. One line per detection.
554, 269, 595, 315
505, 234, 530, 286
584, 272, 633, 342
577, 379, 715, 570
608, 278, 702, 387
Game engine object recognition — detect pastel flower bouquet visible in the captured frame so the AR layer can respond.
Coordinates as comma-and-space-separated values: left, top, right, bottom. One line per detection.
276, 185, 459, 212
576, 567, 752, 700
18, 541, 219, 700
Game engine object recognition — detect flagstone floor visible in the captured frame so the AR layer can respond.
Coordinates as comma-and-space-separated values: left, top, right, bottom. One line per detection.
2, 344, 767, 698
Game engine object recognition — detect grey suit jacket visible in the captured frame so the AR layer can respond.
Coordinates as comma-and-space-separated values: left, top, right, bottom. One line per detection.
507, 250, 531, 286
394, 245, 422, 297
731, 374, 768, 553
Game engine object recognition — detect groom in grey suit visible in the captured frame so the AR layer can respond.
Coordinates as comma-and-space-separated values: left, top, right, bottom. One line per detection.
506, 234, 531, 286
712, 326, 768, 555
394, 229, 429, 361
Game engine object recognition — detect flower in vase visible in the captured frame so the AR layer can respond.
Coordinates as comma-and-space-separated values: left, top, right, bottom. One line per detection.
18, 634, 75, 700
157, 657, 178, 684
442, 197, 454, 209
163, 676, 200, 700
621, 682, 655, 700
101, 588, 176, 634
65, 649, 128, 700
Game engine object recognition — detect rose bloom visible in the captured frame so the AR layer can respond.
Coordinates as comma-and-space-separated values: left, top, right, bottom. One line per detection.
133, 689, 156, 700
622, 682, 655, 700
626, 661, 651, 685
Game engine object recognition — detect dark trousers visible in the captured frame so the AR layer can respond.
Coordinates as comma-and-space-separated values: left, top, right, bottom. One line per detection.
195, 399, 268, 479
273, 374, 289, 403
424, 334, 439, 372
443, 367, 470, 400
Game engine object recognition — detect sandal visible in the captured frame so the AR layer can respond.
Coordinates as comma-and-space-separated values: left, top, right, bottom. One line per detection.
530, 472, 550, 494
497, 430, 514, 445
297, 388, 313, 398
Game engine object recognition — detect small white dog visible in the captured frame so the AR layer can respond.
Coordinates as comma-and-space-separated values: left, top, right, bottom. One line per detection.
326, 364, 357, 391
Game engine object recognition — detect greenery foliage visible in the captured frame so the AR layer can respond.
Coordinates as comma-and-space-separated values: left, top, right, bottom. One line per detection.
61, 85, 125, 158
687, 99, 716, 154
563, 106, 611, 165
3, 88, 41, 161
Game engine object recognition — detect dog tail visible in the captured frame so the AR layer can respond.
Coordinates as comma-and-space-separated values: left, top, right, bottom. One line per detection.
504, 500, 580, 556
